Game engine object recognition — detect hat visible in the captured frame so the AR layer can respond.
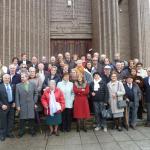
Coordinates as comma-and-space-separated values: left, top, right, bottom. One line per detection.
104, 65, 111, 69
93, 72, 101, 78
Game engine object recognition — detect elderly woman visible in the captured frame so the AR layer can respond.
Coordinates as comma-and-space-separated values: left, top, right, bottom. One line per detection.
107, 72, 125, 131
57, 73, 74, 132
73, 75, 90, 132
89, 72, 109, 132
15, 72, 38, 137
41, 80, 65, 136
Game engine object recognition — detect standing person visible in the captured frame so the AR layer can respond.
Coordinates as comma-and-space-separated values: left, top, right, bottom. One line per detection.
144, 67, 150, 127
124, 76, 141, 129
107, 73, 125, 131
18, 53, 31, 68
41, 56, 49, 71
41, 80, 65, 136
73, 75, 90, 132
0, 60, 8, 83
0, 74, 15, 141
64, 52, 76, 71
15, 72, 38, 137
57, 73, 74, 132
89, 72, 109, 132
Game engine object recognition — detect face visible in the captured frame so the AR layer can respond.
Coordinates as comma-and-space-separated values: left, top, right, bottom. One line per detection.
87, 54, 91, 60
51, 68, 57, 75
51, 57, 56, 63
63, 75, 69, 81
21, 74, 28, 83
93, 52, 99, 58
104, 68, 111, 75
38, 63, 44, 70
126, 78, 133, 84
58, 54, 63, 60
9, 65, 16, 74
49, 82, 56, 90
22, 55, 27, 61
136, 64, 142, 70
81, 56, 86, 62
131, 69, 137, 76
3, 74, 10, 84
115, 53, 120, 60
29, 69, 36, 78
94, 74, 100, 81
104, 58, 110, 65
77, 60, 83, 67
13, 59, 18, 65
129, 61, 134, 67
77, 76, 83, 82
92, 58, 98, 65
42, 57, 47, 63
111, 74, 117, 82
147, 69, 150, 76
86, 63, 92, 69
65, 52, 70, 60
116, 63, 122, 70
32, 57, 37, 64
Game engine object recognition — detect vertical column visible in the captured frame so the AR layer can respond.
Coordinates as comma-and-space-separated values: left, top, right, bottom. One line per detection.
129, 0, 150, 67
92, 0, 120, 60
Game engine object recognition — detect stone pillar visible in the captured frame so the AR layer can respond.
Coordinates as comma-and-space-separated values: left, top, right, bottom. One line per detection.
0, 0, 50, 65
129, 0, 150, 67
92, 0, 120, 60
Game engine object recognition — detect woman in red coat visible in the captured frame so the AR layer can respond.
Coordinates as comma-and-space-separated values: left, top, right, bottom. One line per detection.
73, 75, 90, 132
41, 80, 65, 136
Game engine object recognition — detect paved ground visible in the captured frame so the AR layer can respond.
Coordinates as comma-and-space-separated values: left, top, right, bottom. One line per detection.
1, 127, 150, 150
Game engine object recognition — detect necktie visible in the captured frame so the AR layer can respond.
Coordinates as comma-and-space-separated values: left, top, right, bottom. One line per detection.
6, 85, 12, 102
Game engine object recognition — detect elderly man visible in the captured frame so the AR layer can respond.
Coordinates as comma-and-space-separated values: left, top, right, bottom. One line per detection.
0, 74, 15, 141
144, 67, 150, 127
15, 72, 38, 137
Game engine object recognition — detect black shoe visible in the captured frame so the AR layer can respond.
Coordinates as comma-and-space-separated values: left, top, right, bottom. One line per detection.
145, 123, 150, 127
18, 131, 24, 138
130, 125, 136, 130
55, 131, 59, 136
83, 127, 87, 132
0, 136, 5, 141
6, 133, 15, 138
48, 131, 53, 136
118, 126, 123, 132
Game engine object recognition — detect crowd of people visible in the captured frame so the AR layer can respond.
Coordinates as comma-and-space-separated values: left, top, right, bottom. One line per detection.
0, 51, 150, 142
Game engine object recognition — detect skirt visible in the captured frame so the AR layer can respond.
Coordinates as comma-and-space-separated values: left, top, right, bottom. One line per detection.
46, 113, 62, 125
113, 112, 123, 118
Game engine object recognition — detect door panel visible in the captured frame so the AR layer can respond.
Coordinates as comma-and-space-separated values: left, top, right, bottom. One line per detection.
51, 39, 92, 57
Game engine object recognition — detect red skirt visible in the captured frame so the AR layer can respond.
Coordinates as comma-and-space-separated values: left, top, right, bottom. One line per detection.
73, 95, 91, 119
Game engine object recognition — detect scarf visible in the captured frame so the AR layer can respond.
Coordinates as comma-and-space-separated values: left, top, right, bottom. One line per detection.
94, 78, 102, 91
49, 90, 61, 116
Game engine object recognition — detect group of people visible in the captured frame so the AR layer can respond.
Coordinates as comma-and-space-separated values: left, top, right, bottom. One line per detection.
0, 51, 150, 142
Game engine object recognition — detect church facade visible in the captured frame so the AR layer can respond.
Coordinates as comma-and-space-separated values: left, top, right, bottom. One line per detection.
0, 0, 150, 67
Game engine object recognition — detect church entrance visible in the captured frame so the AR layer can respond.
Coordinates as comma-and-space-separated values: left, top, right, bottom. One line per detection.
51, 39, 92, 57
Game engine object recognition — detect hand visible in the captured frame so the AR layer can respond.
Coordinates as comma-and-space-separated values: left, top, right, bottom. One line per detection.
82, 89, 85, 91
17, 107, 21, 111
12, 103, 16, 108
112, 93, 116, 99
2, 105, 7, 110
92, 92, 96, 96
34, 104, 38, 109
43, 87, 49, 91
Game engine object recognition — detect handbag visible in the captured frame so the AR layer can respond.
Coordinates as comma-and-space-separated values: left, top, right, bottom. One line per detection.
117, 100, 127, 109
117, 82, 127, 109
101, 107, 112, 119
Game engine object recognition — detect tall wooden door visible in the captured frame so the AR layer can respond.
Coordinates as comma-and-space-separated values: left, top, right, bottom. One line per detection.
51, 39, 92, 57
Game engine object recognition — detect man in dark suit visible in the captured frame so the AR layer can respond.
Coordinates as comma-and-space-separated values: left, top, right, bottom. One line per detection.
144, 67, 150, 126
8, 64, 21, 85
124, 76, 141, 129
0, 74, 15, 141
18, 53, 31, 68
31, 56, 38, 71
